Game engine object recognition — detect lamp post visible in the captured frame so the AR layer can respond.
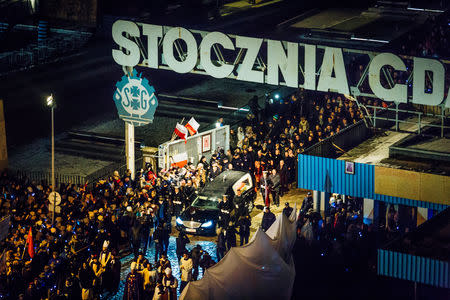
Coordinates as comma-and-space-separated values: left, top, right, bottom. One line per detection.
46, 95, 56, 224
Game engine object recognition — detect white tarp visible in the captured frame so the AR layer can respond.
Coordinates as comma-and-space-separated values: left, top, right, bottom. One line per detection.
180, 206, 298, 300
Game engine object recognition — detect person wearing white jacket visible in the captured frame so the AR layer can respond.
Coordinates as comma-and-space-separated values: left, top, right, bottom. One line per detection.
179, 251, 193, 293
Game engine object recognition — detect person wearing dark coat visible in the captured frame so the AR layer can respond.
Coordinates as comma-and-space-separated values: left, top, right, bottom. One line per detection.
176, 231, 190, 263
123, 262, 144, 300
208, 164, 221, 181
78, 262, 94, 300
283, 202, 293, 218
171, 186, 185, 217
130, 217, 142, 258
217, 195, 233, 228
216, 228, 226, 261
300, 192, 313, 216
268, 168, 281, 207
162, 222, 171, 254
278, 160, 289, 196
260, 171, 271, 207
236, 215, 251, 246
190, 245, 202, 281
224, 222, 237, 251
155, 254, 171, 279
261, 207, 276, 232
59, 276, 80, 300
153, 224, 164, 263
199, 251, 215, 274
110, 252, 121, 295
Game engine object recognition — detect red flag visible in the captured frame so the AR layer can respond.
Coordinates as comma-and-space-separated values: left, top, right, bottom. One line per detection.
185, 117, 200, 136
171, 152, 188, 168
26, 227, 34, 259
174, 123, 188, 143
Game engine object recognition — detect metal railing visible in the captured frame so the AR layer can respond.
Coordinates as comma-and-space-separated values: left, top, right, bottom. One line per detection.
12, 158, 144, 188
302, 119, 373, 158
369, 104, 450, 137
85, 157, 144, 184
0, 23, 92, 75
14, 170, 87, 186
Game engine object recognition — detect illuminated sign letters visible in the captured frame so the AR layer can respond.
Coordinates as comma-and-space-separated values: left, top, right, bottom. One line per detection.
112, 21, 450, 107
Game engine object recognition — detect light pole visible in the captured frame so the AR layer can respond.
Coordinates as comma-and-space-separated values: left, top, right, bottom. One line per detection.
46, 95, 56, 224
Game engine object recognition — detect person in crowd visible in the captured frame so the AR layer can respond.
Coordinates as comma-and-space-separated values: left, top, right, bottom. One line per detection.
217, 194, 233, 228
179, 251, 193, 293
139, 262, 157, 300
79, 262, 94, 300
199, 251, 215, 274
261, 207, 276, 232
161, 268, 177, 300
300, 192, 313, 216
268, 168, 281, 207
225, 222, 237, 251
171, 186, 185, 217
123, 262, 144, 300
216, 228, 226, 261
283, 202, 293, 218
260, 171, 271, 207
155, 254, 171, 279
162, 222, 171, 255
236, 214, 251, 246
153, 282, 165, 300
153, 224, 164, 263
190, 245, 202, 281
176, 231, 190, 263
109, 251, 121, 295
278, 159, 289, 196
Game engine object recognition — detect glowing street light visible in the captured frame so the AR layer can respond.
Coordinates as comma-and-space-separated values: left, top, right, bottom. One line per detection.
46, 94, 56, 224
46, 95, 54, 107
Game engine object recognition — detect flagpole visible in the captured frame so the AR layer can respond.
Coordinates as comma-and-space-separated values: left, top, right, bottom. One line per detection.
171, 117, 185, 141
21, 239, 27, 260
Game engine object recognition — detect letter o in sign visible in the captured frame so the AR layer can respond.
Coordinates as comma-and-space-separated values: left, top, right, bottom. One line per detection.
163, 27, 198, 74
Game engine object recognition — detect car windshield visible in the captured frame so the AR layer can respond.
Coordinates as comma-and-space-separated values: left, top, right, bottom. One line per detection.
191, 196, 219, 210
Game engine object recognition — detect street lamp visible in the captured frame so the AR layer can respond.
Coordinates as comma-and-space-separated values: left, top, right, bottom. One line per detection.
46, 94, 56, 224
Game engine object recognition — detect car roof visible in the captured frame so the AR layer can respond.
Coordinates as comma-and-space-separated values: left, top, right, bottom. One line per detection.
199, 170, 247, 198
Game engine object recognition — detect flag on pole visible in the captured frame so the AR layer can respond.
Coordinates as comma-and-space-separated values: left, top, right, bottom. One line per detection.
185, 117, 200, 136
174, 123, 188, 143
26, 227, 34, 259
171, 152, 188, 168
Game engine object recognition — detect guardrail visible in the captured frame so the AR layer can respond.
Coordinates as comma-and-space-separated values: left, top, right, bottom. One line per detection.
12, 158, 144, 188
14, 170, 87, 186
302, 119, 373, 158
0, 23, 92, 75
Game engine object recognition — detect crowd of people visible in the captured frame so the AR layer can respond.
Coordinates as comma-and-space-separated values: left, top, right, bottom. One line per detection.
0, 85, 394, 300
0, 166, 221, 300
392, 14, 449, 59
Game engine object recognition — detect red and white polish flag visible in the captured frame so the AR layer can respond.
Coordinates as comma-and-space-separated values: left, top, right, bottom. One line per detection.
171, 152, 188, 168
185, 117, 200, 136
174, 123, 188, 142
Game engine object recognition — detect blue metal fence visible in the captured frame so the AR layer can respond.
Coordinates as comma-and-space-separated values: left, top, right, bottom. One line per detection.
377, 249, 449, 289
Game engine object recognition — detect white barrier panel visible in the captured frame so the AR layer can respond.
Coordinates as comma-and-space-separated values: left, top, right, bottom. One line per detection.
158, 125, 229, 170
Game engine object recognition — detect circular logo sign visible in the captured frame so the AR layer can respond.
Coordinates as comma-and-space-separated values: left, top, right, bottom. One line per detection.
113, 69, 158, 126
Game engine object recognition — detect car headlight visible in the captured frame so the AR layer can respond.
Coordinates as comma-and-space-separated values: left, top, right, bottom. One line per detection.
176, 217, 183, 225
201, 220, 213, 228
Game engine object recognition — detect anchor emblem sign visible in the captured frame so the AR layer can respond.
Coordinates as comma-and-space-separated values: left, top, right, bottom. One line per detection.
113, 69, 158, 126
